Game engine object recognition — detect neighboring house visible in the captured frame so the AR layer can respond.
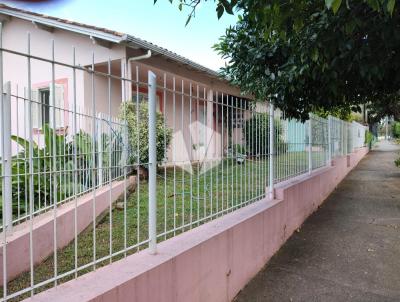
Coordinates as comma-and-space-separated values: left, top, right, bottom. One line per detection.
0, 4, 257, 165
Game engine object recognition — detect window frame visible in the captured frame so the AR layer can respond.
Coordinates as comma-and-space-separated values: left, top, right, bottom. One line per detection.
31, 78, 69, 133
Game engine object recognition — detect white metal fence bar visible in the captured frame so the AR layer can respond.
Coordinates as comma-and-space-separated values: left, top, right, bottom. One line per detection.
268, 103, 274, 200
148, 70, 157, 254
1, 82, 11, 232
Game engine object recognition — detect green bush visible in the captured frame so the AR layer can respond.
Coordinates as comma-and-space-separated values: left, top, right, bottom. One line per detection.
120, 102, 172, 167
243, 113, 287, 156
392, 122, 400, 138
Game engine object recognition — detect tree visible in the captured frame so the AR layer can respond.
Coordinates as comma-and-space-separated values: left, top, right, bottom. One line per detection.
215, 1, 400, 120
366, 95, 400, 124
161, 0, 400, 121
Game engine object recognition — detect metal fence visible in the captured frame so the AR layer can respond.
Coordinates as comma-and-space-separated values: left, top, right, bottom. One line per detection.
0, 88, 126, 227
0, 32, 368, 301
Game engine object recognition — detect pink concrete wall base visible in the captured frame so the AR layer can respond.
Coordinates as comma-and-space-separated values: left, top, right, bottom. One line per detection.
23, 148, 368, 302
0, 176, 136, 284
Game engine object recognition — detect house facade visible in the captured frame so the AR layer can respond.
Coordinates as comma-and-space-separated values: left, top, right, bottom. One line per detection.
0, 4, 258, 166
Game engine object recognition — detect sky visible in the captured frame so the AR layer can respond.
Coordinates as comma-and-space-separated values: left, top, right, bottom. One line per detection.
3, 0, 238, 71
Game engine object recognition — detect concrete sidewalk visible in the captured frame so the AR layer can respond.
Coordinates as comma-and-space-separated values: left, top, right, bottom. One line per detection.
234, 141, 400, 302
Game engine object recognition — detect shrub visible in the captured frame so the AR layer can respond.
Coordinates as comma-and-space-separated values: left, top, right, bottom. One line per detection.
243, 113, 287, 156
120, 102, 172, 167
392, 122, 400, 138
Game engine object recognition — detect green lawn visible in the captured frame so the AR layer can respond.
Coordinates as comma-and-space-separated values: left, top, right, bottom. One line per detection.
2, 150, 327, 301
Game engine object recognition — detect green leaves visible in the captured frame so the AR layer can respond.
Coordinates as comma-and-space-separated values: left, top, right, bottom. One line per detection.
156, 0, 399, 120
387, 0, 396, 15
215, 0, 400, 120
156, 0, 238, 25
325, 0, 343, 13
217, 4, 225, 19
366, 0, 380, 11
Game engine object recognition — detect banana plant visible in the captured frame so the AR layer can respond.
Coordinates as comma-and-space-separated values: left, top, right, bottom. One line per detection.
0, 124, 92, 221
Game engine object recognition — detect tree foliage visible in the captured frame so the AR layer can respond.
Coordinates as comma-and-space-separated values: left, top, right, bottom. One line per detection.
366, 95, 400, 123
162, 0, 400, 121
215, 0, 400, 120
392, 121, 400, 138
154, 0, 238, 25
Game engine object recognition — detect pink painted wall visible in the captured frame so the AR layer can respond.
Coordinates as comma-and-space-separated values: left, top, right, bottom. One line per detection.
24, 147, 368, 302
2, 17, 126, 155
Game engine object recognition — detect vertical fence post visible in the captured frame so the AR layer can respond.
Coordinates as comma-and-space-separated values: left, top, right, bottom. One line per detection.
1, 81, 12, 232
308, 114, 312, 174
148, 70, 157, 254
97, 113, 103, 186
268, 103, 274, 200
328, 115, 332, 166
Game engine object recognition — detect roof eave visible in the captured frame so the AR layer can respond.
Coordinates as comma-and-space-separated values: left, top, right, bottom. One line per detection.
123, 34, 224, 80
0, 7, 124, 44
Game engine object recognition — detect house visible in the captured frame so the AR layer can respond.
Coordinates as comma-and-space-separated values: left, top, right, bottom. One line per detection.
0, 4, 258, 167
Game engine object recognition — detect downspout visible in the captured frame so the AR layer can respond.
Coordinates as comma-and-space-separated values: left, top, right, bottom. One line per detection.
127, 50, 152, 101
128, 50, 152, 63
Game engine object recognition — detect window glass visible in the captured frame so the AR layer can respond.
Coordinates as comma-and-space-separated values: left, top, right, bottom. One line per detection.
31, 84, 64, 129
40, 89, 50, 126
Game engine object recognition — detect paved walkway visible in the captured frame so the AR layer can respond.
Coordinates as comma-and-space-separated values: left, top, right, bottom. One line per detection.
235, 141, 400, 302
